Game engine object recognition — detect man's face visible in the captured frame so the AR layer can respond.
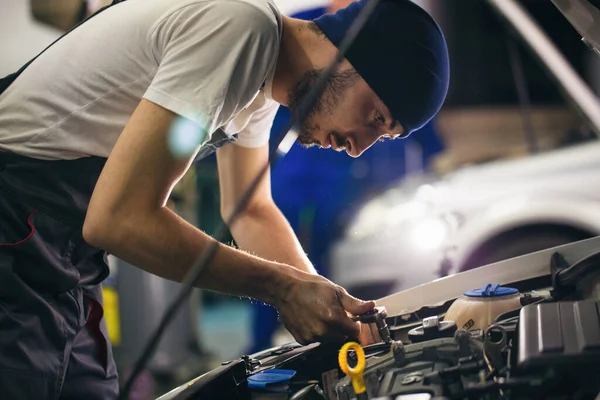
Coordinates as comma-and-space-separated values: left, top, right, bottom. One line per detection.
287, 66, 404, 158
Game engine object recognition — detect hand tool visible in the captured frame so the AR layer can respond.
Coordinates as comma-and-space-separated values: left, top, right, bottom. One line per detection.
353, 306, 392, 344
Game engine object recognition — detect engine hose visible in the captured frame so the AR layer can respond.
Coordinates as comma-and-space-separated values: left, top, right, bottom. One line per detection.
557, 249, 600, 286
289, 384, 317, 400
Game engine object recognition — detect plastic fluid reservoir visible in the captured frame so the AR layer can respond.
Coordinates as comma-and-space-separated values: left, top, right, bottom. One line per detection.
444, 283, 522, 330
248, 369, 296, 400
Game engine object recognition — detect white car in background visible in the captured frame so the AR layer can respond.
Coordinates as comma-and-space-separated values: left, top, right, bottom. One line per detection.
330, 139, 600, 299
330, 0, 600, 300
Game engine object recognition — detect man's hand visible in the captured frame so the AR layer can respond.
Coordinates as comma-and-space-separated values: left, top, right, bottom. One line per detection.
274, 271, 375, 344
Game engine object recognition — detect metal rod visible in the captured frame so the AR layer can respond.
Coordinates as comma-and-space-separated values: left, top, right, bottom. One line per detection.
506, 35, 538, 153
487, 0, 600, 135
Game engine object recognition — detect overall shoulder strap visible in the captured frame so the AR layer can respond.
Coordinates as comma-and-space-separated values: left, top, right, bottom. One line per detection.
0, 0, 128, 95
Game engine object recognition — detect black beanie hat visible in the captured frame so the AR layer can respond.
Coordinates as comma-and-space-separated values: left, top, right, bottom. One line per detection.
313, 0, 450, 136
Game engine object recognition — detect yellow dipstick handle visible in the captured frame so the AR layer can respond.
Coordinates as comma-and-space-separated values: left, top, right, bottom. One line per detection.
338, 342, 366, 395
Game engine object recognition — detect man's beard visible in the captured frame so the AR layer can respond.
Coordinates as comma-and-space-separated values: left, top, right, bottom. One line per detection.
287, 68, 359, 148
287, 70, 323, 148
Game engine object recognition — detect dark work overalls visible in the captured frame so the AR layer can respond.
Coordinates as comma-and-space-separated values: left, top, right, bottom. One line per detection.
0, 1, 236, 398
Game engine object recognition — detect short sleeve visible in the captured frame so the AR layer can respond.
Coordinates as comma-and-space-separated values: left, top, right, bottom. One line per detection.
235, 100, 280, 148
143, 1, 280, 141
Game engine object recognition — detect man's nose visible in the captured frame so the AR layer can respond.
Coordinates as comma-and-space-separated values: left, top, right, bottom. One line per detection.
348, 131, 380, 158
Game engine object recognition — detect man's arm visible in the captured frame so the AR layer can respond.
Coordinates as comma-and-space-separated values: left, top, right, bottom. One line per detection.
216, 142, 317, 275
83, 99, 287, 304
216, 121, 375, 345
83, 99, 373, 343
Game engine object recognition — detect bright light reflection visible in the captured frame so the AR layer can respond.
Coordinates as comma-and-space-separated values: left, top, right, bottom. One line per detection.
168, 116, 208, 159
276, 130, 299, 156
410, 218, 448, 251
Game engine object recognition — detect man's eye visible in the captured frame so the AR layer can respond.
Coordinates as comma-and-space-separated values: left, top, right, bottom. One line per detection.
375, 110, 386, 125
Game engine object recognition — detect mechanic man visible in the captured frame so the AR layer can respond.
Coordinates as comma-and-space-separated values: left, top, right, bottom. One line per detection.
250, 0, 447, 354
0, 0, 449, 397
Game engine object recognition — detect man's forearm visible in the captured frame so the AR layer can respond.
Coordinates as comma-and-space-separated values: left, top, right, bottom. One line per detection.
229, 203, 318, 275
83, 206, 297, 305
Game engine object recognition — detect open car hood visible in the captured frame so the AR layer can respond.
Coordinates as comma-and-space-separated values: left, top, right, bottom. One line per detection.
156, 236, 600, 400
552, 0, 600, 55
378, 235, 600, 317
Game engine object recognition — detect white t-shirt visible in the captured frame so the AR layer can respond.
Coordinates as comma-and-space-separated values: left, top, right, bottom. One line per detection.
0, 0, 282, 160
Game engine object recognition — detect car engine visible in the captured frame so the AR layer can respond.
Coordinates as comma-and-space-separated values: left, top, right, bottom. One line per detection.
158, 245, 600, 400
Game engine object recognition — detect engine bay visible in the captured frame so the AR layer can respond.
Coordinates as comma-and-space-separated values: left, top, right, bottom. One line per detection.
158, 240, 600, 400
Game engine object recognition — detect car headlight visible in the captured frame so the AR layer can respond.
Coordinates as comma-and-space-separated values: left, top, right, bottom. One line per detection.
408, 217, 449, 251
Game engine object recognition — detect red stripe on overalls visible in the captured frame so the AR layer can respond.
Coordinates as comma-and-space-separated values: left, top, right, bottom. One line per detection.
86, 296, 108, 371
0, 209, 38, 247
